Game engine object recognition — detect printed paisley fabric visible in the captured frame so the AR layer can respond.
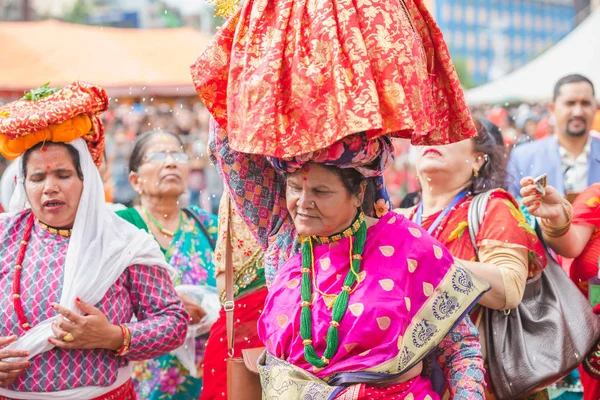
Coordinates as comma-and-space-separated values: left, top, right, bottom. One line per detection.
268, 132, 394, 216
190, 0, 477, 158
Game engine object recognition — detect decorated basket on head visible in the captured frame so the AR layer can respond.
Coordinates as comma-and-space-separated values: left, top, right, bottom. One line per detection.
0, 81, 109, 166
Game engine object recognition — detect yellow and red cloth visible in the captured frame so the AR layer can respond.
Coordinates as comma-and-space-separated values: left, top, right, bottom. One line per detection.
0, 81, 109, 166
191, 0, 476, 158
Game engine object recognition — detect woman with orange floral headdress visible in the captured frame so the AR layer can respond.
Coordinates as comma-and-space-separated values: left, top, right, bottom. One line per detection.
0, 82, 188, 399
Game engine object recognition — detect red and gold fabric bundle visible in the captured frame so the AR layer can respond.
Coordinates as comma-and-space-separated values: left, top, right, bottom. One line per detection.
191, 0, 476, 159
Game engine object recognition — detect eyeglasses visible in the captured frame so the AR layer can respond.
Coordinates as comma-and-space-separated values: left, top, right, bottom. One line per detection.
143, 151, 190, 164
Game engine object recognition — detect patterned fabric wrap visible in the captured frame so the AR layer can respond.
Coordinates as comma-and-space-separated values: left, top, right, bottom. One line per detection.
407, 189, 547, 400
0, 82, 108, 166
116, 206, 218, 400
0, 210, 188, 393
258, 211, 489, 396
190, 0, 476, 159
569, 183, 600, 295
268, 133, 394, 217
258, 352, 440, 399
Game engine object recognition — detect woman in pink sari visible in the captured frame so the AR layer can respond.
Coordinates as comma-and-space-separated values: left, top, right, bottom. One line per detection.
208, 123, 490, 399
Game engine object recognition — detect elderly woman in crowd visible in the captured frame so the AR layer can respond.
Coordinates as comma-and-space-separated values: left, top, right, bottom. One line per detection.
207, 123, 489, 399
0, 82, 188, 399
396, 121, 548, 399
117, 129, 219, 399
190, 0, 501, 395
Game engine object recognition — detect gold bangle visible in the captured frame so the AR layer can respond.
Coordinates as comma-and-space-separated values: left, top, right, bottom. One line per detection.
541, 199, 572, 237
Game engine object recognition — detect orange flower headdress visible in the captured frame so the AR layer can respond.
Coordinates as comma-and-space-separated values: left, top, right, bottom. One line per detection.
0, 82, 109, 166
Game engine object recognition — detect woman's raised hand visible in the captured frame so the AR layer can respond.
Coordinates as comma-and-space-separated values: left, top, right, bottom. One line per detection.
0, 335, 30, 388
520, 177, 565, 223
49, 298, 123, 351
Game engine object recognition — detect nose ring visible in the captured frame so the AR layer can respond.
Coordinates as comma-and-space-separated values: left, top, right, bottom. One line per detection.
311, 201, 316, 207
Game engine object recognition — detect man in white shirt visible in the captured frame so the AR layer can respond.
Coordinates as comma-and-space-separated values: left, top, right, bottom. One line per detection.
508, 74, 600, 200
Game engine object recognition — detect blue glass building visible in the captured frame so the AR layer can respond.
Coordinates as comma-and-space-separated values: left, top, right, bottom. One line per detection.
431, 0, 576, 85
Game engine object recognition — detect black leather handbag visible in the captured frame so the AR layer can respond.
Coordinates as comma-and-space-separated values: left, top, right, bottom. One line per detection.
468, 191, 600, 399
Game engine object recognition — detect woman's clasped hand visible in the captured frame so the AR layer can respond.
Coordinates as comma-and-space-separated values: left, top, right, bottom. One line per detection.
49, 298, 124, 351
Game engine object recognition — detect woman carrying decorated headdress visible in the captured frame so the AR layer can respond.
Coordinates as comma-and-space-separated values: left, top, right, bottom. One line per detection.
201, 120, 489, 398
191, 0, 489, 396
0, 82, 189, 399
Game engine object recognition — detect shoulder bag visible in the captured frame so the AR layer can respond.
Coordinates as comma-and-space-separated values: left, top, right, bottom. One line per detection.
467, 190, 600, 399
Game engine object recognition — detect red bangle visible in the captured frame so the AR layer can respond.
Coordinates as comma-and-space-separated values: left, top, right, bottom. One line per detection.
115, 324, 131, 356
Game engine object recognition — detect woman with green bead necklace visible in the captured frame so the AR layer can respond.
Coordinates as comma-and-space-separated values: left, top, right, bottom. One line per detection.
207, 127, 490, 398
116, 130, 219, 400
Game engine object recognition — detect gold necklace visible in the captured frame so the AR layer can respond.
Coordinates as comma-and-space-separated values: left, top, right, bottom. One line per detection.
36, 218, 72, 237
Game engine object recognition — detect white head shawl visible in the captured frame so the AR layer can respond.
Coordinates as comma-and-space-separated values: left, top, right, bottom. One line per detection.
0, 138, 177, 399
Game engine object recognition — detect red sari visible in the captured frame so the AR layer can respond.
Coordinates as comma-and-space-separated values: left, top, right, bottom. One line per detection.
407, 189, 547, 399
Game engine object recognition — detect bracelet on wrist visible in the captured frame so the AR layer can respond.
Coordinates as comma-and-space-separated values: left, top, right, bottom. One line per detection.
115, 324, 131, 356
541, 199, 573, 237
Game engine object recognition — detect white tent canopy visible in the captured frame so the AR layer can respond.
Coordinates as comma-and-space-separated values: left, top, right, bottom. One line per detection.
465, 10, 600, 105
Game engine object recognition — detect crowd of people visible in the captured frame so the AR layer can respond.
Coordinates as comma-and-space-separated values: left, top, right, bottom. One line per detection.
1, 0, 600, 399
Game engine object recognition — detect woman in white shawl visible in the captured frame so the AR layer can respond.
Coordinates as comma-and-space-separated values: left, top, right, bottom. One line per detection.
0, 82, 188, 399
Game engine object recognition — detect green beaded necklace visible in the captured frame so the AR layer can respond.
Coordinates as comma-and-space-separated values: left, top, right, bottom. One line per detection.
141, 205, 183, 237
299, 211, 367, 368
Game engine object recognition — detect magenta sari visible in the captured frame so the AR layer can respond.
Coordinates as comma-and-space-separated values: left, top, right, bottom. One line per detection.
257, 212, 489, 398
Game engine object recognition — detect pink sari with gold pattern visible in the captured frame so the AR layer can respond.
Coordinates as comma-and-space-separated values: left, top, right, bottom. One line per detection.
257, 212, 489, 398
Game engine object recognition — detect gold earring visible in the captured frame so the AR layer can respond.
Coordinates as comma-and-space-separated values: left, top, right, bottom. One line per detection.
473, 167, 479, 177
138, 188, 143, 195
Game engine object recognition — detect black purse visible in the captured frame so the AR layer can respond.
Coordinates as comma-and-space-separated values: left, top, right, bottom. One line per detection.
467, 191, 600, 399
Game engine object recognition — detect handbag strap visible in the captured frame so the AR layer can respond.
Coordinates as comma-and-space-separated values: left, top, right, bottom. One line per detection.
467, 190, 494, 256
224, 201, 236, 357
183, 207, 216, 250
